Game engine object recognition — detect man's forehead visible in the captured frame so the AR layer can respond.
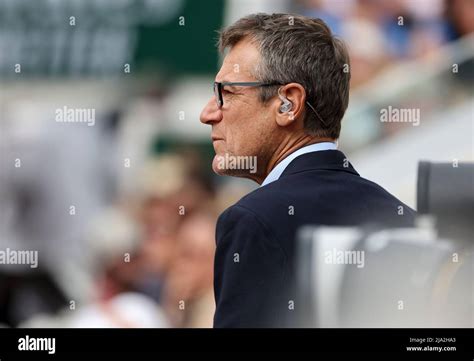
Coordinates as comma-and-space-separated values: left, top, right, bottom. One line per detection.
216, 39, 260, 82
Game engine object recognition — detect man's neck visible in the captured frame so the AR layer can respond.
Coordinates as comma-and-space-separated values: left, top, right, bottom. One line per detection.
259, 135, 334, 183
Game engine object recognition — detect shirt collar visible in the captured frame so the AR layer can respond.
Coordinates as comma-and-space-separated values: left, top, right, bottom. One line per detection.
260, 141, 337, 187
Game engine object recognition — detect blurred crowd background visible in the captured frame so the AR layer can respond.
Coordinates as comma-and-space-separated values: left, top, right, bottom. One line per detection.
0, 0, 473, 328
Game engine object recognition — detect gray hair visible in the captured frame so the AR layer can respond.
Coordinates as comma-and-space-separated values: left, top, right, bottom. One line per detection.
218, 13, 351, 139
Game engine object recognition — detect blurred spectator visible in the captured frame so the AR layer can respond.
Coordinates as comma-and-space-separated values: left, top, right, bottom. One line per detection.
445, 0, 474, 40
341, 18, 389, 88
296, 0, 354, 36
296, 0, 471, 88
135, 194, 182, 302
132, 153, 216, 303
162, 211, 217, 328
132, 154, 190, 302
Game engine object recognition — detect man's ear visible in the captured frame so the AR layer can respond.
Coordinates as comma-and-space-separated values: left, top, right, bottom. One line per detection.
273, 83, 306, 127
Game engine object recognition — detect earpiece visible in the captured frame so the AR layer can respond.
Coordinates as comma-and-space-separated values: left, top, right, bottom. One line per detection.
278, 88, 293, 113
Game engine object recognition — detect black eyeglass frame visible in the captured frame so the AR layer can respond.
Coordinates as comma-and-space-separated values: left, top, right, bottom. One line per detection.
213, 81, 328, 127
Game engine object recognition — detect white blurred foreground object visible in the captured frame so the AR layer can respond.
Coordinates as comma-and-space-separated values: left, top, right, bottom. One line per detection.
21, 293, 169, 328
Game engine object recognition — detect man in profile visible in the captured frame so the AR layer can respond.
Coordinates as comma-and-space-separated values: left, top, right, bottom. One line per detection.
200, 13, 416, 327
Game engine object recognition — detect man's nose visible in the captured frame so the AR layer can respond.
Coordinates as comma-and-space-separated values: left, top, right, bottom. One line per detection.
200, 97, 223, 125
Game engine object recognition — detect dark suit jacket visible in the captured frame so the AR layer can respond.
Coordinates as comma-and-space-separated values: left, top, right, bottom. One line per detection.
213, 150, 416, 327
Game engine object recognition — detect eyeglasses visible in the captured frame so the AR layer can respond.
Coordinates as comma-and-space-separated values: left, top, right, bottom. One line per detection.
213, 81, 281, 108
213, 81, 328, 127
